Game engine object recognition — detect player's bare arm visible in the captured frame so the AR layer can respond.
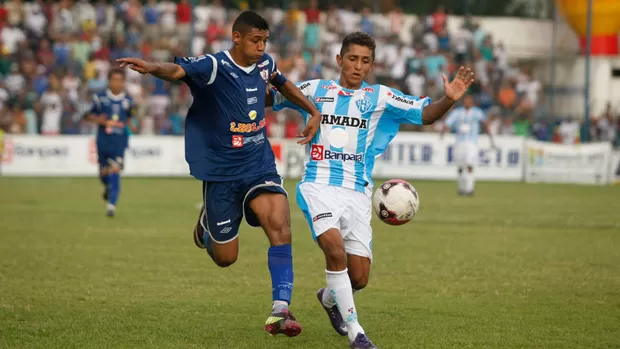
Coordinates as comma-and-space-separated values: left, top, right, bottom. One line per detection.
274, 80, 321, 145
422, 67, 475, 125
117, 57, 186, 81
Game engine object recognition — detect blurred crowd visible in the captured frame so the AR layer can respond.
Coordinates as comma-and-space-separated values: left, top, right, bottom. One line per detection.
0, 0, 618, 146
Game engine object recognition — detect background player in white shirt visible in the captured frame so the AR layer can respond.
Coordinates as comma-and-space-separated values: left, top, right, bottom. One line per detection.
441, 95, 495, 196
267, 32, 474, 349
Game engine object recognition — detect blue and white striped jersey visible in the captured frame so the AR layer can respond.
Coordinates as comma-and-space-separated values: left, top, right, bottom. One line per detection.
444, 106, 486, 144
272, 79, 431, 195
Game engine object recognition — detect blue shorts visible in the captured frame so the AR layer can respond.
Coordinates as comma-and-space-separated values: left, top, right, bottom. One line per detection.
200, 172, 287, 244
97, 147, 126, 170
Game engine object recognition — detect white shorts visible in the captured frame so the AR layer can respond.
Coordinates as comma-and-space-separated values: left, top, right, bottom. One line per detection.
296, 182, 373, 262
454, 142, 478, 167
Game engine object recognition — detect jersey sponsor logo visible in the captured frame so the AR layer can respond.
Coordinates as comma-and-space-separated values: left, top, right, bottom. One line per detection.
299, 82, 311, 90
230, 119, 266, 133
258, 59, 270, 68
260, 69, 269, 82
391, 94, 418, 106
310, 144, 324, 160
322, 84, 338, 90
310, 144, 364, 162
362, 87, 375, 93
220, 59, 232, 68
321, 114, 368, 129
313, 212, 333, 222
315, 97, 334, 103
232, 135, 244, 148
247, 97, 258, 105
324, 149, 364, 162
356, 97, 374, 114
246, 87, 258, 92
338, 90, 353, 96
230, 72, 239, 78
243, 133, 265, 145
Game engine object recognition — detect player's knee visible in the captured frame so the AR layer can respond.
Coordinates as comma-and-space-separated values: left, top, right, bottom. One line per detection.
350, 274, 368, 291
110, 165, 121, 173
263, 213, 291, 245
213, 255, 237, 268
467, 166, 473, 173
319, 232, 347, 269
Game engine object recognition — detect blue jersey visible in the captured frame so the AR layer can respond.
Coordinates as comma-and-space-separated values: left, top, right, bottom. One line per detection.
444, 106, 486, 144
174, 51, 285, 181
91, 89, 134, 151
272, 79, 431, 195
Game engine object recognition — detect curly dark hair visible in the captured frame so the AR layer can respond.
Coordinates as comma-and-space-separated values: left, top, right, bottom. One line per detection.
340, 32, 376, 61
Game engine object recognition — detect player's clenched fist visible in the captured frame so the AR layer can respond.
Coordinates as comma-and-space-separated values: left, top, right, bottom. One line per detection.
116, 58, 156, 74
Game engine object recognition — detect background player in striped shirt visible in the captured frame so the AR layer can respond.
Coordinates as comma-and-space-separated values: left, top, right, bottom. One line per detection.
267, 32, 474, 348
442, 95, 496, 196
117, 11, 321, 337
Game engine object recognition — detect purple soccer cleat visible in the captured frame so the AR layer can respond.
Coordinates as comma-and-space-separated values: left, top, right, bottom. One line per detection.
316, 288, 347, 336
349, 333, 378, 349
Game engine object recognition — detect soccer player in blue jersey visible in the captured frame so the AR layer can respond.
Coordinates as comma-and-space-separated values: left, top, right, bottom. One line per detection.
267, 32, 474, 348
86, 68, 136, 217
116, 11, 321, 337
441, 95, 495, 196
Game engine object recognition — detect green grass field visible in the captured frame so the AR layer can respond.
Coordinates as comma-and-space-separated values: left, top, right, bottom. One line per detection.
1, 178, 619, 349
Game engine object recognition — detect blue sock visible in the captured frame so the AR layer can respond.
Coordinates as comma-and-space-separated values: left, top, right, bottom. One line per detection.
99, 173, 109, 187
108, 173, 120, 205
268, 244, 294, 309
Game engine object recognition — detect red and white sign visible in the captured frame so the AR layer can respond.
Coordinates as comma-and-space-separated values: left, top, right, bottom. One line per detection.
232, 135, 244, 148
311, 144, 324, 160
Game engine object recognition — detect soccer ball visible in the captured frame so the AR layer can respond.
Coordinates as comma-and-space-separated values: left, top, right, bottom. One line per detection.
373, 179, 420, 226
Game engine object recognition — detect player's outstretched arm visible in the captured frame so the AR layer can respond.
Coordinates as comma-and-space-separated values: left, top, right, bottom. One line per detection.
421, 67, 475, 125
274, 80, 321, 145
117, 57, 186, 81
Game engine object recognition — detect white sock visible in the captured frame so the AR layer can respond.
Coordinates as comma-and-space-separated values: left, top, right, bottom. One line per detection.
323, 288, 359, 308
322, 288, 336, 308
272, 300, 288, 314
326, 269, 364, 341
458, 170, 466, 192
466, 171, 475, 193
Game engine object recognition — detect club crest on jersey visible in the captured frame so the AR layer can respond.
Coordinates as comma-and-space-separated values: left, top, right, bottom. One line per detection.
356, 98, 373, 114
260, 69, 269, 82
248, 110, 257, 120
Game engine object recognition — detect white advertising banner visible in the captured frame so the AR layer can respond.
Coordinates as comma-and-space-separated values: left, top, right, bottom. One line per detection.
1, 135, 96, 176
524, 140, 612, 185
281, 134, 525, 181
610, 151, 620, 185
371, 133, 525, 181
0, 135, 286, 177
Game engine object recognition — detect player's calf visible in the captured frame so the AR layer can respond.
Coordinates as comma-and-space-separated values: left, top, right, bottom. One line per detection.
248, 191, 300, 335
347, 255, 370, 291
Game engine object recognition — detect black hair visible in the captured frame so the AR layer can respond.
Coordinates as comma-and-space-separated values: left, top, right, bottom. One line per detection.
232, 11, 270, 35
340, 32, 376, 61
108, 68, 126, 79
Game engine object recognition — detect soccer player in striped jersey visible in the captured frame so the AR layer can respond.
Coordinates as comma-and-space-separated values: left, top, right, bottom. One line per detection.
267, 32, 474, 348
441, 95, 495, 196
